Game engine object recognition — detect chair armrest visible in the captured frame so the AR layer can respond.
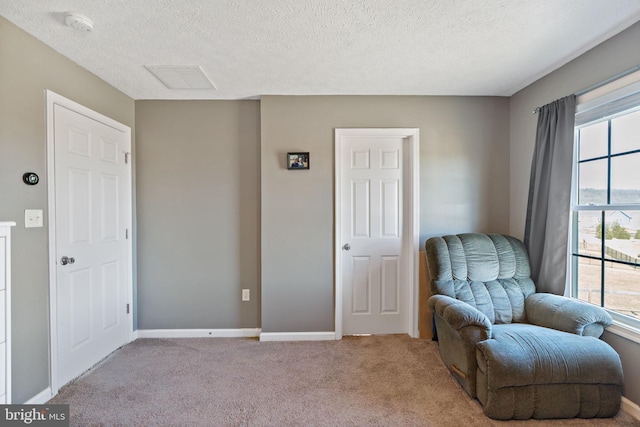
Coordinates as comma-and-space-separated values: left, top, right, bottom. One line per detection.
428, 295, 492, 336
525, 293, 612, 338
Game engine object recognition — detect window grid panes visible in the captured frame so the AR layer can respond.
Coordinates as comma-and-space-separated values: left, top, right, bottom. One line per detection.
572, 108, 640, 324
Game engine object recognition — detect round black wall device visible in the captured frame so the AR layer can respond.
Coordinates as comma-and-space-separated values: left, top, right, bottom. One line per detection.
23, 172, 39, 185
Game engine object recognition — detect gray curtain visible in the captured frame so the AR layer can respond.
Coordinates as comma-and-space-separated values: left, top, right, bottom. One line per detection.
524, 95, 576, 295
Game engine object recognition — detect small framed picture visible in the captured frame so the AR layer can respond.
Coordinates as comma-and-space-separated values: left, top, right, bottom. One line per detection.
287, 152, 310, 170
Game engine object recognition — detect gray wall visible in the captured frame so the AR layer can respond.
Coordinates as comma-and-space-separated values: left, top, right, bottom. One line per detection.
0, 17, 135, 403
260, 95, 510, 332
135, 101, 260, 329
509, 21, 640, 406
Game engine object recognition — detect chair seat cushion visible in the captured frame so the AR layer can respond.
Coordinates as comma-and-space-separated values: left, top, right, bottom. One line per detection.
477, 324, 623, 388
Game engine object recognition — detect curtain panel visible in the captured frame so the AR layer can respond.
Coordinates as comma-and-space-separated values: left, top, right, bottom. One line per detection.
524, 95, 576, 295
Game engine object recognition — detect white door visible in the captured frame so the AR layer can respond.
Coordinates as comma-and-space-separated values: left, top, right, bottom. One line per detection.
338, 132, 408, 335
51, 99, 131, 388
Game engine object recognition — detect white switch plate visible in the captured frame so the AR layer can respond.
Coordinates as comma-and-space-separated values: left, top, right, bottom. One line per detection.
25, 209, 44, 228
242, 289, 250, 301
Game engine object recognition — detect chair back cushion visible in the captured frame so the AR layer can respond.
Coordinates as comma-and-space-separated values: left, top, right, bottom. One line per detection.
426, 233, 536, 324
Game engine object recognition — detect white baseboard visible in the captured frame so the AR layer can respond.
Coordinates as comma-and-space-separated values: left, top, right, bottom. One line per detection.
24, 387, 52, 404
135, 328, 261, 339
623, 396, 640, 421
259, 332, 337, 342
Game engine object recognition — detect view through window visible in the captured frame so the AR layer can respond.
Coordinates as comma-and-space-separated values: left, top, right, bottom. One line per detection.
572, 106, 640, 327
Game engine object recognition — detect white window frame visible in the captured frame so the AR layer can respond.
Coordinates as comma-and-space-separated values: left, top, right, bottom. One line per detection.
570, 69, 640, 342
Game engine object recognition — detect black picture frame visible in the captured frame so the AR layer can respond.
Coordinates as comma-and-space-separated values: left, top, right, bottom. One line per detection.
287, 152, 310, 170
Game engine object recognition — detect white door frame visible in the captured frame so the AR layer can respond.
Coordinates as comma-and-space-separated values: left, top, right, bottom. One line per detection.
46, 90, 134, 395
334, 128, 420, 339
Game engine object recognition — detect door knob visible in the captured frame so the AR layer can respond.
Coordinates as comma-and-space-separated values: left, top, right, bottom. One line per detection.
60, 256, 75, 265
343, 243, 351, 251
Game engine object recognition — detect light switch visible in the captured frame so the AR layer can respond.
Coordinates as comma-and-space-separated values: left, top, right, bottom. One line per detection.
25, 209, 44, 228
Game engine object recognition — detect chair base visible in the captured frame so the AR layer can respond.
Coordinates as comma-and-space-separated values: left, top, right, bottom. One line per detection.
477, 382, 622, 420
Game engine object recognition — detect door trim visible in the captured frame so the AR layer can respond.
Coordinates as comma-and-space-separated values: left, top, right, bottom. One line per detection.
45, 90, 134, 395
334, 128, 420, 339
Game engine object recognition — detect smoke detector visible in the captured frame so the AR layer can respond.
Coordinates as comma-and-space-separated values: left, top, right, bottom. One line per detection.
64, 12, 94, 32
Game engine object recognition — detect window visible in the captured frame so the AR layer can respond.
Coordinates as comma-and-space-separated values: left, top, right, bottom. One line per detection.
571, 75, 640, 331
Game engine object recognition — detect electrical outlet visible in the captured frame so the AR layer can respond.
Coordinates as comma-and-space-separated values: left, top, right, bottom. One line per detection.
242, 289, 250, 301
25, 209, 44, 228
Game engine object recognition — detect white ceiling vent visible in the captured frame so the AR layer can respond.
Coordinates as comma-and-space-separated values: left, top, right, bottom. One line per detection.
145, 66, 217, 90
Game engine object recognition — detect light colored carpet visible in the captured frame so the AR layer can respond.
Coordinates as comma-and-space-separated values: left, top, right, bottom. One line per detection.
48, 335, 639, 426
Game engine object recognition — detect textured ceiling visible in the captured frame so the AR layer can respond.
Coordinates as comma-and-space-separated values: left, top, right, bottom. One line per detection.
2, 1, 640, 100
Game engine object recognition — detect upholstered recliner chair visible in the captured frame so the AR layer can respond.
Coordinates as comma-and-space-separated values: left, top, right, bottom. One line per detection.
426, 233, 623, 420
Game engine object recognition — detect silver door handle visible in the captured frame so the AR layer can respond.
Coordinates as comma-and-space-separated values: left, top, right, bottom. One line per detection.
60, 256, 75, 265
343, 243, 351, 251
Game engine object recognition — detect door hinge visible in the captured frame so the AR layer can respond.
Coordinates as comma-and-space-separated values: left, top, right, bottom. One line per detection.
125, 228, 129, 239
126, 303, 130, 314
124, 152, 130, 164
